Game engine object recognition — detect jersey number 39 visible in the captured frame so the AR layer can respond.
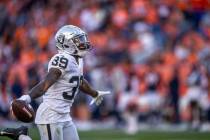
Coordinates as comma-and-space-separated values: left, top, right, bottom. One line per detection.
52, 56, 79, 100
52, 56, 68, 69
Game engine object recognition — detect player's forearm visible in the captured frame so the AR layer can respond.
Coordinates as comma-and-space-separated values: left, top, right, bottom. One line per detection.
28, 81, 48, 99
28, 68, 62, 100
79, 79, 98, 97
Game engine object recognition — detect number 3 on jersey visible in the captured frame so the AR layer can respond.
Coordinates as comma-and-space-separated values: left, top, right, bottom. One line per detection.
52, 56, 68, 69
63, 76, 82, 100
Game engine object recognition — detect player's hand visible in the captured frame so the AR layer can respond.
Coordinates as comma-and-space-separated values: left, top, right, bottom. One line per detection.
17, 95, 31, 104
90, 91, 111, 106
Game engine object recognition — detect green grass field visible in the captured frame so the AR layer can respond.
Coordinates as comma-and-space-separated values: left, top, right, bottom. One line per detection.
1, 128, 210, 140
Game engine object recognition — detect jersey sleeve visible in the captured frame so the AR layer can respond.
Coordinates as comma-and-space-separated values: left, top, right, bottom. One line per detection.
48, 54, 69, 75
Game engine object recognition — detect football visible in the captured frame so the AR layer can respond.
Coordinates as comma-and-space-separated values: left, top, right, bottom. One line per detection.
11, 100, 35, 123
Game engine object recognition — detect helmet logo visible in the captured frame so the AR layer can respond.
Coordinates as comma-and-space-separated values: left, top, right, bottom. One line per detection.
57, 34, 65, 44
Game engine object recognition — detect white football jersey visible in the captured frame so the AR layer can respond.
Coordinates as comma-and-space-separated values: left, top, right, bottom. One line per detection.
35, 52, 83, 124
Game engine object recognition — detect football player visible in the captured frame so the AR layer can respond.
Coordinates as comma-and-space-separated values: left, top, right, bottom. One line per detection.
2, 25, 110, 140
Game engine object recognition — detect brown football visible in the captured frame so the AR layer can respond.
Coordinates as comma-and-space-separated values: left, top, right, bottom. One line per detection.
11, 100, 35, 123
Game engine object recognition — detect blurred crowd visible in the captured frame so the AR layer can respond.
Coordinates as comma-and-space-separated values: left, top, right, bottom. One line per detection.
0, 0, 210, 130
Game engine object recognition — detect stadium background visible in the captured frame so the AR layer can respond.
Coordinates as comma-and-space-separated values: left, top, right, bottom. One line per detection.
0, 0, 210, 139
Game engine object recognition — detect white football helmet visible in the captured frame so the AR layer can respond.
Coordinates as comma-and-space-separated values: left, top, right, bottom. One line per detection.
55, 25, 91, 57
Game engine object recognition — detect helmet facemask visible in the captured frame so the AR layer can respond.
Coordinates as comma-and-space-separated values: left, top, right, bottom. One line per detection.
71, 34, 92, 57
56, 34, 91, 57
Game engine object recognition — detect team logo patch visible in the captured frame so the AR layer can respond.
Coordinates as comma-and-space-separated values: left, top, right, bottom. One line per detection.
57, 34, 65, 44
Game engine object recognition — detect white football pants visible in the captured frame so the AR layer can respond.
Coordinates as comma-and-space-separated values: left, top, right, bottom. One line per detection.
37, 121, 79, 140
